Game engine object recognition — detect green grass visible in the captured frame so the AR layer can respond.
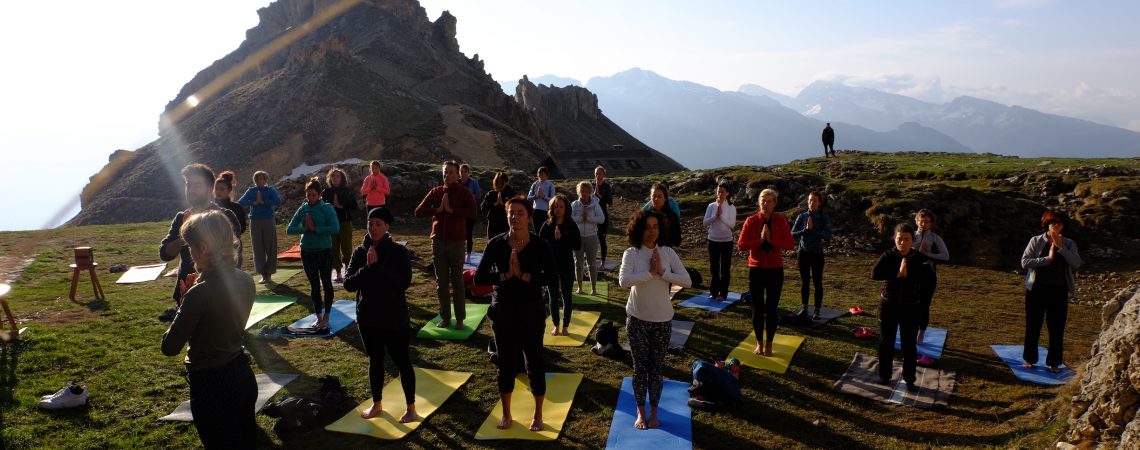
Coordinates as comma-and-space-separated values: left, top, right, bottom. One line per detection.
0, 201, 1110, 449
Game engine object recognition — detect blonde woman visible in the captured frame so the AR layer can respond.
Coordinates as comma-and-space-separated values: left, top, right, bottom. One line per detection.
737, 188, 794, 355
571, 181, 605, 294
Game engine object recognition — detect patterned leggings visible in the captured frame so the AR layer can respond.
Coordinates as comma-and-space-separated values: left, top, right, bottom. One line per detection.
627, 315, 671, 407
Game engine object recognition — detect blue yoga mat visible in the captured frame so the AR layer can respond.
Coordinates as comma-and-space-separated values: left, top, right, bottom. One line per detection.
677, 291, 741, 312
895, 327, 947, 360
287, 300, 357, 338
991, 345, 1074, 385
605, 377, 692, 450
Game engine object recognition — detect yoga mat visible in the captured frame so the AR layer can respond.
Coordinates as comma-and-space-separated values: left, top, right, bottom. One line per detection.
677, 292, 742, 312
545, 310, 601, 347
895, 327, 948, 360
572, 281, 610, 305
285, 300, 357, 338
598, 260, 621, 273
475, 372, 583, 440
623, 320, 695, 352
416, 304, 490, 340
782, 307, 849, 328
245, 295, 296, 330
256, 268, 303, 291
833, 353, 955, 408
462, 252, 484, 271
324, 368, 472, 440
604, 377, 692, 450
727, 333, 805, 374
115, 263, 168, 284
160, 373, 298, 421
991, 345, 1075, 385
277, 243, 302, 261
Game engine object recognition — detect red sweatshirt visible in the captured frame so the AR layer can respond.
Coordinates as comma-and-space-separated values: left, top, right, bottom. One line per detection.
414, 182, 476, 240
737, 211, 795, 268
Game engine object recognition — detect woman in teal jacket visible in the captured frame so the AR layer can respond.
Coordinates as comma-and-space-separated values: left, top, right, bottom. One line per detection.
287, 177, 341, 329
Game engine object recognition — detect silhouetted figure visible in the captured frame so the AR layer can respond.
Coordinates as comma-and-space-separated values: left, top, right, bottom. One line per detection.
822, 123, 836, 157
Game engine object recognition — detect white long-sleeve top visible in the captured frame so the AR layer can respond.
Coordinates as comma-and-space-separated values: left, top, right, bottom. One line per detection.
702, 201, 737, 243
618, 244, 692, 322
571, 196, 606, 237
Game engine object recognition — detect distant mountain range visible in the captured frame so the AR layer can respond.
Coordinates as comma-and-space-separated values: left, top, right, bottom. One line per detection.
502, 69, 1140, 168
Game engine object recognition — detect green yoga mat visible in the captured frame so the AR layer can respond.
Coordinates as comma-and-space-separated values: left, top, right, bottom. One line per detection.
571, 281, 610, 305
245, 295, 297, 330
254, 268, 303, 291
416, 304, 490, 340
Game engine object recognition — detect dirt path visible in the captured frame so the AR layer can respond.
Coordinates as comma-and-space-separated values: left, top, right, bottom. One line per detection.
0, 255, 32, 284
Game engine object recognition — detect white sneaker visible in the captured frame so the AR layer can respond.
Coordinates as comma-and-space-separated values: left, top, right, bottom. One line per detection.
39, 382, 88, 410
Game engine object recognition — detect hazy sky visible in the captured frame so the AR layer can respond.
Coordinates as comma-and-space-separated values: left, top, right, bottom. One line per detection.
2, 0, 1137, 231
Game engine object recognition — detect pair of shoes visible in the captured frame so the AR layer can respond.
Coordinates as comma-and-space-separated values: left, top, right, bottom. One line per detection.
158, 307, 178, 322
854, 327, 874, 339
39, 382, 88, 410
796, 307, 810, 317
916, 355, 936, 367
849, 306, 865, 315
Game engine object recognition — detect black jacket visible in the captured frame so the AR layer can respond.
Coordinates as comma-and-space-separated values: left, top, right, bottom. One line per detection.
343, 233, 412, 329
871, 248, 934, 305
474, 233, 561, 322
321, 186, 359, 222
539, 220, 581, 273
480, 186, 515, 239
160, 205, 242, 304
822, 126, 835, 144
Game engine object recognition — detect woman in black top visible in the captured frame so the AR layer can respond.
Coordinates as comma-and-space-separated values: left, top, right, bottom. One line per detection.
213, 171, 247, 268
646, 183, 682, 248
1020, 209, 1081, 373
539, 194, 581, 336
594, 165, 614, 268
343, 207, 418, 422
481, 171, 515, 239
871, 223, 934, 390
322, 168, 359, 283
474, 196, 561, 432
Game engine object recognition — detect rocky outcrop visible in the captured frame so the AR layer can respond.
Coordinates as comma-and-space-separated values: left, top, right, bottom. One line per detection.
1063, 287, 1140, 448
74, 0, 681, 226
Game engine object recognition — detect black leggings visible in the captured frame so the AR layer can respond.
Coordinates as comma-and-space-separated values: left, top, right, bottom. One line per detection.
188, 354, 257, 449
1024, 286, 1068, 367
465, 218, 477, 254
748, 267, 783, 342
598, 216, 609, 262
359, 325, 416, 405
798, 252, 825, 309
708, 240, 733, 298
917, 275, 937, 330
879, 301, 918, 383
491, 315, 546, 396
301, 249, 334, 315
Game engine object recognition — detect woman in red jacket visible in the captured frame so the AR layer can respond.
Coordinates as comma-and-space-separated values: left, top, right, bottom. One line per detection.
737, 188, 794, 356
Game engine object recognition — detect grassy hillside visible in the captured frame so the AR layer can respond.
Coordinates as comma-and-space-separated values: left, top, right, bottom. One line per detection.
3, 152, 1137, 448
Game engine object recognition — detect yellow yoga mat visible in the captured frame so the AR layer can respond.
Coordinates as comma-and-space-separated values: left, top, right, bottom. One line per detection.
544, 310, 601, 347
475, 372, 583, 441
324, 368, 472, 440
727, 332, 805, 374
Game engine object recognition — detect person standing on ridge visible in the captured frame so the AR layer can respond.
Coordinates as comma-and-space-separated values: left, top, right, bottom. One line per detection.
822, 123, 836, 158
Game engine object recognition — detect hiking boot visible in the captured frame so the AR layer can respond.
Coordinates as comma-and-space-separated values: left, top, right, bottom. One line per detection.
39, 382, 88, 410
158, 307, 178, 322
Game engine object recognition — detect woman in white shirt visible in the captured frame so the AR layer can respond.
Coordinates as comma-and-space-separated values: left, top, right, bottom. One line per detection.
618, 210, 692, 430
571, 181, 606, 294
702, 181, 736, 301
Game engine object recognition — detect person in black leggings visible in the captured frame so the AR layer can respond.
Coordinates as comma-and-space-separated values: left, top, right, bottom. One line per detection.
475, 196, 561, 432
343, 207, 418, 422
594, 165, 613, 269
790, 191, 833, 319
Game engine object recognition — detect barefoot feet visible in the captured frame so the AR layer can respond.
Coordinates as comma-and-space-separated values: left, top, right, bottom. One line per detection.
360, 402, 383, 419
398, 406, 420, 423
496, 415, 512, 430
529, 417, 544, 431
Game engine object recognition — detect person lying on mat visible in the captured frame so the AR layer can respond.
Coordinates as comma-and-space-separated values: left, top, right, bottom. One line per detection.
737, 188, 794, 356
1021, 209, 1081, 374
474, 196, 561, 431
343, 207, 418, 422
539, 194, 580, 336
619, 210, 692, 429
871, 223, 934, 390
161, 210, 257, 449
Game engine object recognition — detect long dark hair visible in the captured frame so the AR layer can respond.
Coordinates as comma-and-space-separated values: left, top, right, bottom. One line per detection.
626, 209, 665, 248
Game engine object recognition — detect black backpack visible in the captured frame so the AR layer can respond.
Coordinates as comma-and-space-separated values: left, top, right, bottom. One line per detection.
686, 267, 703, 288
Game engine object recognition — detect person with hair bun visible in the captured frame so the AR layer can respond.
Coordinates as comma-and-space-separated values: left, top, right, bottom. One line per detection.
287, 177, 340, 330
322, 168, 358, 283
214, 170, 247, 268
1021, 209, 1081, 373
238, 170, 283, 284
162, 210, 257, 449
871, 223, 935, 390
